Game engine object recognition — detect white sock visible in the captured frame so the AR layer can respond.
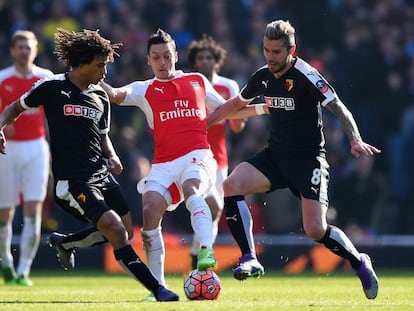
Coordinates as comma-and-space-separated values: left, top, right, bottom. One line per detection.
0, 221, 14, 268
17, 216, 41, 277
186, 195, 213, 249
141, 227, 166, 286
191, 216, 219, 258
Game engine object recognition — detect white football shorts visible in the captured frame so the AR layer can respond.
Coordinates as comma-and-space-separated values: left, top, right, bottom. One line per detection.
137, 149, 217, 211
0, 138, 49, 208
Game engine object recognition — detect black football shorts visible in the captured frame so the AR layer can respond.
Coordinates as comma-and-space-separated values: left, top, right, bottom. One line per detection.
54, 174, 130, 225
246, 147, 329, 205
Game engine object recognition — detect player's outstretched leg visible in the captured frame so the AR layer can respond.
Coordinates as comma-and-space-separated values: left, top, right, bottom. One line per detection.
317, 226, 379, 299
114, 244, 179, 302
355, 253, 379, 299
48, 232, 76, 270
233, 253, 264, 281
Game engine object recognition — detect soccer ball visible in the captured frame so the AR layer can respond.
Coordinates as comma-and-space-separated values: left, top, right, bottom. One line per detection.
183, 269, 221, 300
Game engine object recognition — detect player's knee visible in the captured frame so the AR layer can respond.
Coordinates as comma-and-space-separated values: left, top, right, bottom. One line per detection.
303, 223, 325, 241
142, 204, 163, 227
222, 177, 239, 196
99, 219, 128, 247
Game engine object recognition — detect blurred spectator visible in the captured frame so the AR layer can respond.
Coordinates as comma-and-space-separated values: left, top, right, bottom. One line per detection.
395, 103, 414, 234
256, 189, 302, 234
330, 155, 388, 238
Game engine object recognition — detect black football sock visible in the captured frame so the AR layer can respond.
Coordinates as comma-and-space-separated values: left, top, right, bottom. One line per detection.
317, 225, 361, 269
60, 226, 107, 249
224, 195, 255, 255
114, 244, 159, 294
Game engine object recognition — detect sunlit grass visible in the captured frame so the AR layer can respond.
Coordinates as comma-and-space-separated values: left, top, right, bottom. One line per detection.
0, 270, 413, 310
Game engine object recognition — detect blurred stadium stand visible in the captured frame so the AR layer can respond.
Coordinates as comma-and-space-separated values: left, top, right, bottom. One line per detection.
3, 1, 414, 254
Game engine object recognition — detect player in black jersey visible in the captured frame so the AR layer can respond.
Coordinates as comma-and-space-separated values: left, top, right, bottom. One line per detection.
208, 20, 380, 300
0, 28, 178, 302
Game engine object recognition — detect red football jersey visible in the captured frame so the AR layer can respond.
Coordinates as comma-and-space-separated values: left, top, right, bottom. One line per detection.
0, 65, 53, 140
121, 71, 225, 163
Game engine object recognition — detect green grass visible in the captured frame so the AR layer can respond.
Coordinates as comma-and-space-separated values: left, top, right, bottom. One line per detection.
0, 270, 413, 310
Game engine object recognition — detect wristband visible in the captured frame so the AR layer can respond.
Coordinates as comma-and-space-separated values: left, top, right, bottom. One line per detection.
255, 104, 266, 115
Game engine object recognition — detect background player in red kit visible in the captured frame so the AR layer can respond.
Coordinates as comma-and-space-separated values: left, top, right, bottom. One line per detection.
0, 28, 178, 302
186, 35, 246, 269
0, 30, 53, 286
101, 29, 266, 300
208, 19, 380, 300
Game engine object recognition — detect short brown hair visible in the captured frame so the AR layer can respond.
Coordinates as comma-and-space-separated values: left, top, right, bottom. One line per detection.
11, 30, 38, 47
265, 20, 296, 48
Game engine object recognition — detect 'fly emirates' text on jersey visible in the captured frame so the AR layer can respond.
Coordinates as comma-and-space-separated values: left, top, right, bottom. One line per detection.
0, 65, 53, 140
121, 71, 224, 163
208, 74, 239, 168
240, 57, 339, 152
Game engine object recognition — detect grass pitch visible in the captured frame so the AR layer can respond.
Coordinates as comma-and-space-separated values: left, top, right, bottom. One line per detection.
0, 270, 413, 310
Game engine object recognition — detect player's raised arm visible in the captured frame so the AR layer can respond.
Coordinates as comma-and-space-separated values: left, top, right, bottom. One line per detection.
324, 98, 381, 158
0, 100, 26, 154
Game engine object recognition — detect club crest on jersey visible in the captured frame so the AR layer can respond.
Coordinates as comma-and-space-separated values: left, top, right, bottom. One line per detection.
77, 193, 86, 204
316, 80, 329, 93
189, 80, 200, 88
285, 79, 294, 91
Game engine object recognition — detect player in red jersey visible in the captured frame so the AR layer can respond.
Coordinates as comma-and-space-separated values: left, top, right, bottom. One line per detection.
101, 29, 266, 301
208, 20, 380, 300
0, 30, 53, 286
186, 35, 246, 269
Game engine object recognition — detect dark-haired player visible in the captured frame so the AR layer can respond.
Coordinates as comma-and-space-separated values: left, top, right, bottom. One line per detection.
0, 28, 178, 302
208, 20, 380, 300
101, 28, 265, 301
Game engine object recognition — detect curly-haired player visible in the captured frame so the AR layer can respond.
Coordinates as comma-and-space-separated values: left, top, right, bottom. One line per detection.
101, 28, 266, 301
0, 28, 178, 302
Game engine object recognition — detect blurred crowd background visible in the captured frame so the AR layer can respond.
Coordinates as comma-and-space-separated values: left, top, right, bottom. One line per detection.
1, 0, 414, 237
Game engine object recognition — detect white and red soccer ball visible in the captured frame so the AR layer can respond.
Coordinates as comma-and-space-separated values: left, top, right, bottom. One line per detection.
183, 269, 221, 300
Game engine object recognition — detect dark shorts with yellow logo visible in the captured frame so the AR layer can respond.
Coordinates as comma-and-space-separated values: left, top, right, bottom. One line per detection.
54, 174, 130, 226
246, 147, 330, 205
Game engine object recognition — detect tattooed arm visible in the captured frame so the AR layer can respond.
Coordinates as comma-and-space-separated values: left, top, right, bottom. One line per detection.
325, 98, 381, 157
